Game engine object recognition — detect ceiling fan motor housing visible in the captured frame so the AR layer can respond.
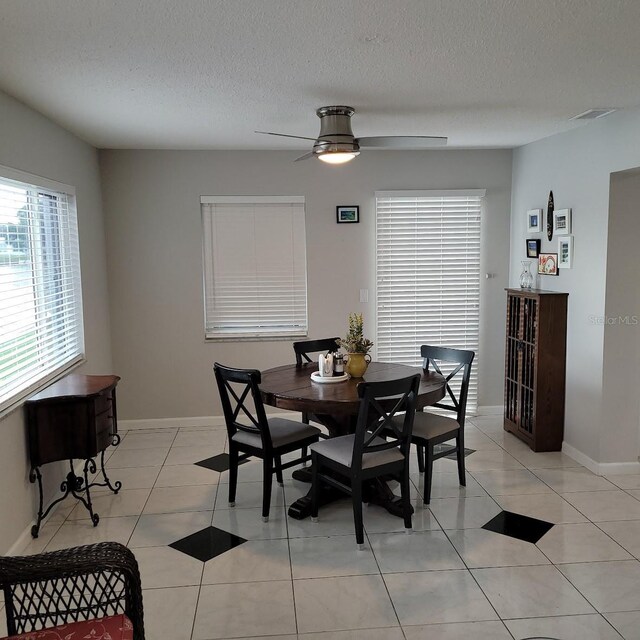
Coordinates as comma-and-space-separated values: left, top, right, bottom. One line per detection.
314, 105, 360, 155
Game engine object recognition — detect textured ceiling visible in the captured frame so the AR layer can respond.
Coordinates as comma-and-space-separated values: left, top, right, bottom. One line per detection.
1, 0, 639, 149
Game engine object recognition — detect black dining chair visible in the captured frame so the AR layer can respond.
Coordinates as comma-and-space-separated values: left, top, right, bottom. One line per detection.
403, 345, 475, 505
293, 337, 341, 367
293, 337, 340, 423
309, 374, 421, 548
214, 363, 321, 521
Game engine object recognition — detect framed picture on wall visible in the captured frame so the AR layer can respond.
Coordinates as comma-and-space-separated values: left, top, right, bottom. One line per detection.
526, 238, 541, 258
558, 236, 573, 268
336, 205, 359, 223
538, 253, 559, 276
527, 209, 543, 233
553, 208, 572, 235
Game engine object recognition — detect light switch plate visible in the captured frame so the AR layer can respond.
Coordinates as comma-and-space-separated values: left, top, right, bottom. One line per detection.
359, 289, 369, 303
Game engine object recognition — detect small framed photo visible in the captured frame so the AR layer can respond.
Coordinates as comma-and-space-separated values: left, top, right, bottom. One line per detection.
553, 208, 572, 235
526, 238, 541, 258
558, 235, 573, 269
527, 209, 543, 233
336, 206, 359, 224
538, 253, 559, 276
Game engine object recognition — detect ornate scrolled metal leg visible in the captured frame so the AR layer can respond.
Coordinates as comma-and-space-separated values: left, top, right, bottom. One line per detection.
97, 447, 121, 493
86, 433, 122, 494
63, 458, 100, 526
82, 458, 99, 526
29, 461, 84, 538
29, 466, 44, 538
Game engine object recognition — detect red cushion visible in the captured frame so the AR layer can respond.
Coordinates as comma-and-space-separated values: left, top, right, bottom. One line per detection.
2, 614, 133, 640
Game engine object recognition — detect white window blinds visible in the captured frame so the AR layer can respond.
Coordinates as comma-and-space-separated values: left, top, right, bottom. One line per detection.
375, 190, 484, 411
201, 196, 308, 339
0, 169, 84, 412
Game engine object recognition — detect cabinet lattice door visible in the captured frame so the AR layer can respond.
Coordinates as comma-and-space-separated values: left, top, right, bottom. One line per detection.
503, 289, 568, 452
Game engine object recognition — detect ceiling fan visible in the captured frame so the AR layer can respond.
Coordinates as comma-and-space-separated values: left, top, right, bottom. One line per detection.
255, 105, 447, 164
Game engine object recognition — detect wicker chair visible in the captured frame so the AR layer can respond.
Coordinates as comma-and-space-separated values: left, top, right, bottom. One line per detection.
0, 542, 144, 640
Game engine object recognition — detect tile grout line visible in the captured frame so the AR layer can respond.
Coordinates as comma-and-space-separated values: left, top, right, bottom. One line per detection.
425, 496, 512, 633
125, 427, 180, 548
363, 524, 407, 638
190, 433, 228, 640
282, 479, 299, 637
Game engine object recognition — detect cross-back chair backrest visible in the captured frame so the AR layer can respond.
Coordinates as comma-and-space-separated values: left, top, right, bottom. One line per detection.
351, 374, 421, 471
421, 345, 475, 427
293, 337, 340, 365
214, 363, 271, 449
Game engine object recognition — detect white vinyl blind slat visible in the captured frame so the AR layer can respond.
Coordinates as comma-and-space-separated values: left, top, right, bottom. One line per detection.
0, 173, 84, 411
375, 192, 482, 412
201, 198, 308, 339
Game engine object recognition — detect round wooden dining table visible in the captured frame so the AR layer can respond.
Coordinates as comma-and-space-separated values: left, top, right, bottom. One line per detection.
260, 361, 446, 519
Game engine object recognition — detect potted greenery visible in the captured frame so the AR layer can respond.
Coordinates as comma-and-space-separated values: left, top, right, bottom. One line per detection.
337, 312, 374, 377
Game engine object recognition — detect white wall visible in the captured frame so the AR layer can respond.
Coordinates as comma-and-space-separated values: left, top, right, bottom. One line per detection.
100, 149, 512, 420
510, 109, 640, 465
0, 90, 112, 553
601, 170, 640, 463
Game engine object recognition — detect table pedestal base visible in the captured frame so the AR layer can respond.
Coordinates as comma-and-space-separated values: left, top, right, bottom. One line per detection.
287, 468, 414, 520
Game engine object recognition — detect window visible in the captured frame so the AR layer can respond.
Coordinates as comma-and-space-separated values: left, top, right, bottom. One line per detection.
375, 190, 484, 411
0, 167, 84, 412
201, 196, 308, 339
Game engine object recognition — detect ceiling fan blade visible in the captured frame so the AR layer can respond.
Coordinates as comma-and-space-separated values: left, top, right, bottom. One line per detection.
255, 130, 319, 142
356, 136, 447, 148
294, 151, 315, 162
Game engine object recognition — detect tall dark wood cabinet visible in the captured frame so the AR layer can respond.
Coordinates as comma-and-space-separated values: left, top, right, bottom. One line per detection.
504, 289, 568, 451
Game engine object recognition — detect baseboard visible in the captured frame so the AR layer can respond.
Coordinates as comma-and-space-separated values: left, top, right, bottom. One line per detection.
120, 411, 297, 431
119, 416, 223, 430
122, 406, 502, 429
475, 405, 502, 416
561, 442, 640, 476
598, 460, 640, 475
561, 442, 600, 475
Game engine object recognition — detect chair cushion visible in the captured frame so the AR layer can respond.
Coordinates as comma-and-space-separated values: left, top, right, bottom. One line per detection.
310, 434, 404, 470
232, 417, 320, 449
2, 614, 133, 640
404, 411, 460, 441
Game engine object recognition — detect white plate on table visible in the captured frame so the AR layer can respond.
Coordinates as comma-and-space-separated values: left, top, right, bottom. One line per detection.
310, 372, 349, 384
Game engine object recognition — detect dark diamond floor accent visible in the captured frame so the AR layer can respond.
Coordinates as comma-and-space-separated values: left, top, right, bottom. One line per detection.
482, 510, 554, 544
169, 526, 247, 562
433, 444, 476, 459
195, 452, 247, 472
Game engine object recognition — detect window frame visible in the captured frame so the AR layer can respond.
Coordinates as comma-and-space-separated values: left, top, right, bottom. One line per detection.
200, 195, 309, 342
0, 164, 85, 417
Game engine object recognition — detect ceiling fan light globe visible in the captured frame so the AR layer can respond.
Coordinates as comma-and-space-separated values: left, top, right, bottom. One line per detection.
316, 151, 359, 164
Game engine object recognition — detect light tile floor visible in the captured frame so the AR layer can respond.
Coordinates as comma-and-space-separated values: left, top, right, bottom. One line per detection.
8, 416, 640, 640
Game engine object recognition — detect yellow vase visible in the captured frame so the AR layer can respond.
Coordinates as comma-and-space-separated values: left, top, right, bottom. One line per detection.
345, 353, 371, 378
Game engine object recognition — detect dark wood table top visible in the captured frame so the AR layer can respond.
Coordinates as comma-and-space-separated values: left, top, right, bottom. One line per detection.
26, 374, 120, 404
260, 361, 445, 416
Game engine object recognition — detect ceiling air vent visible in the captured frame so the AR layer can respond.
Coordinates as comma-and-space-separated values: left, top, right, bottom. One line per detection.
570, 108, 617, 121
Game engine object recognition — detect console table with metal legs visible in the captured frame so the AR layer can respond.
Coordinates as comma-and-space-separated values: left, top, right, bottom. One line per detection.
25, 374, 122, 537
